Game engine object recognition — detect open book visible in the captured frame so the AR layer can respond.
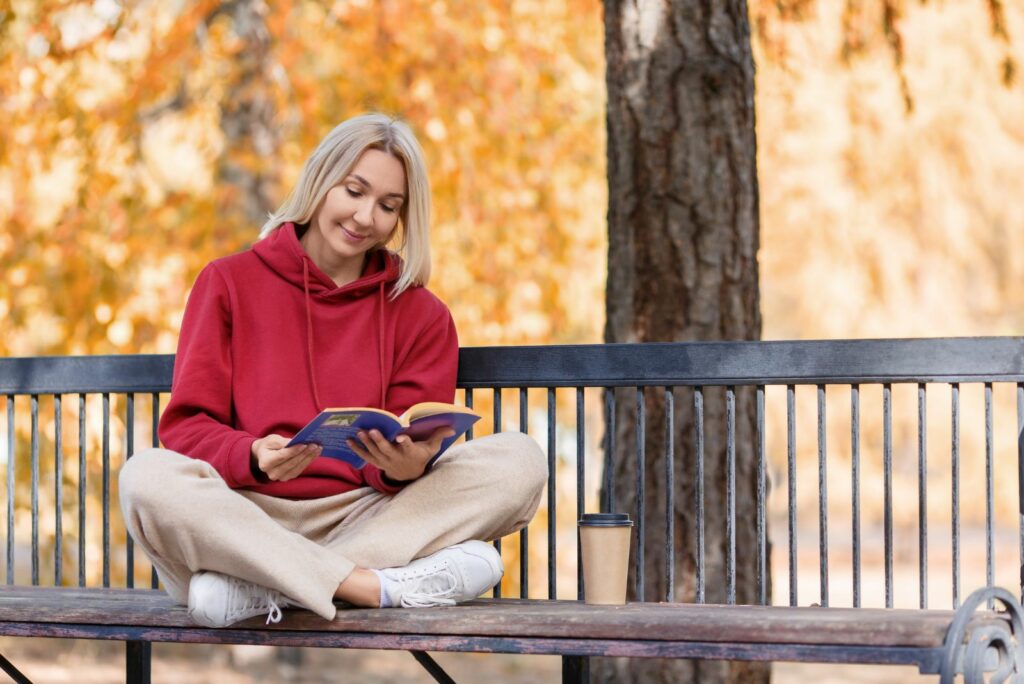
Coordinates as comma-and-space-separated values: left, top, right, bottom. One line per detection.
287, 402, 482, 468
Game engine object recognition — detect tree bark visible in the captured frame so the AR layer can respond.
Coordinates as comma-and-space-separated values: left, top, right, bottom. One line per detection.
216, 0, 280, 241
599, 1, 765, 682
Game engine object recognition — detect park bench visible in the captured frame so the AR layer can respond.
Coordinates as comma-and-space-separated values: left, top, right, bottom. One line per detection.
2, 338, 1024, 683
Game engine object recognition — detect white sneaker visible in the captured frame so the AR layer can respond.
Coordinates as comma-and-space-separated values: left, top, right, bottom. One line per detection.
380, 541, 503, 608
188, 571, 296, 628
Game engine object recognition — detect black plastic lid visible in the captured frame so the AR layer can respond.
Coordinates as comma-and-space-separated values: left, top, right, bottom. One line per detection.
578, 513, 633, 527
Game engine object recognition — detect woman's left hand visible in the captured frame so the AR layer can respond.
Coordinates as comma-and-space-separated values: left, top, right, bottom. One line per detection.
347, 426, 456, 483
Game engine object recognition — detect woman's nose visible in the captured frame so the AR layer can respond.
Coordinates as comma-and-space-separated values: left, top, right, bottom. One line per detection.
353, 200, 373, 226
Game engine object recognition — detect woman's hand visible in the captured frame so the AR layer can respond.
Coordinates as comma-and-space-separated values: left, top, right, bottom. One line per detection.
251, 435, 322, 482
347, 426, 456, 483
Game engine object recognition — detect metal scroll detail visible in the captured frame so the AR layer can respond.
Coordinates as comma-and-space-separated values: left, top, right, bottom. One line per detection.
940, 586, 1024, 684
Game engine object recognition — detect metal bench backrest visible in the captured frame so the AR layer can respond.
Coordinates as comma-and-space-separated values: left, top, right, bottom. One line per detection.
2, 338, 1023, 609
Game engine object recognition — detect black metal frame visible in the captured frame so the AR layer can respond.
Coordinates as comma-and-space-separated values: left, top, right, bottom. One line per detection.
2, 337, 1024, 683
4, 338, 1023, 396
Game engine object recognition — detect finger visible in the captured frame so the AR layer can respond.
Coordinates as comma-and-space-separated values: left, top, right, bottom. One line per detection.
367, 429, 397, 453
359, 430, 398, 461
423, 427, 456, 454
394, 433, 424, 452
267, 443, 315, 472
275, 446, 319, 480
285, 443, 319, 458
278, 448, 319, 481
261, 434, 291, 450
347, 438, 382, 468
266, 443, 319, 479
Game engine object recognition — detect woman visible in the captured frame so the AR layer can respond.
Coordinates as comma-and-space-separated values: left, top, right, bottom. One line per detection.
119, 114, 547, 628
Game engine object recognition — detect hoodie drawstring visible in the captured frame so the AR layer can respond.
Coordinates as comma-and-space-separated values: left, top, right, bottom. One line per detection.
378, 281, 387, 409
302, 258, 325, 412
301, 255, 388, 413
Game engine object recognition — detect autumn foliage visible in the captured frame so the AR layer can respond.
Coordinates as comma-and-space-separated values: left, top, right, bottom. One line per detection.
0, 0, 607, 357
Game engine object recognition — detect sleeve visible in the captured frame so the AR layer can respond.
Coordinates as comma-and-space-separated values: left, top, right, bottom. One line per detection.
157, 263, 262, 489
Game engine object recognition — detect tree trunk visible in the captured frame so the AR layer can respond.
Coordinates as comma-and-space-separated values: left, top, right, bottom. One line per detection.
598, 1, 765, 682
216, 0, 280, 242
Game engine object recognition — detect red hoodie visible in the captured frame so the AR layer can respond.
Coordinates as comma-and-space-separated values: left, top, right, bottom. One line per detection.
158, 223, 459, 499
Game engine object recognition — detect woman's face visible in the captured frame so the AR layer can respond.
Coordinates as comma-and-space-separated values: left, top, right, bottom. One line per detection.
306, 148, 407, 274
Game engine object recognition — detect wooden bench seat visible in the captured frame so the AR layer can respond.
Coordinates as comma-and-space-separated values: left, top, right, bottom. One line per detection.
0, 585, 1003, 674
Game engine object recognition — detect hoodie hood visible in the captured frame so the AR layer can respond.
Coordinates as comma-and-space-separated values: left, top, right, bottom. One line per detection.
253, 222, 399, 411
253, 222, 401, 299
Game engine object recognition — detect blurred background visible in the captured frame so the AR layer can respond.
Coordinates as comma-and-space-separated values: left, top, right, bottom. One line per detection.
1, 0, 1023, 681
2, 0, 1022, 357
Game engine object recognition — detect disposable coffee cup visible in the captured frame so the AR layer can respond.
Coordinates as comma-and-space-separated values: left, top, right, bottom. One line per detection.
578, 513, 633, 605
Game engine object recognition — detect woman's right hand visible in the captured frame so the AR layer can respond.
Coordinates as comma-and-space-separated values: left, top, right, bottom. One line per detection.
250, 435, 322, 482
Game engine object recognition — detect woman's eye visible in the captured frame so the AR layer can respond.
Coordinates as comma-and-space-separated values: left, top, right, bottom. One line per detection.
346, 188, 362, 198
381, 205, 398, 214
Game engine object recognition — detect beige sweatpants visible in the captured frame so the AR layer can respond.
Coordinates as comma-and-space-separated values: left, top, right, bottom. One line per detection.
118, 432, 547, 621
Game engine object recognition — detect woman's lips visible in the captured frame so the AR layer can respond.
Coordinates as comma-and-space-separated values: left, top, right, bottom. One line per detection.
341, 226, 368, 242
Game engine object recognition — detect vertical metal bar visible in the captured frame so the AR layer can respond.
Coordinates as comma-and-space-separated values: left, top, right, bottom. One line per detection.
695, 387, 705, 604
603, 388, 615, 514
151, 393, 160, 449
884, 383, 893, 609
562, 655, 588, 684
787, 384, 797, 607
79, 394, 86, 588
636, 387, 646, 602
918, 383, 928, 610
576, 387, 585, 601
519, 387, 528, 599
492, 388, 502, 435
151, 393, 160, 589
818, 384, 828, 607
103, 392, 111, 589
126, 393, 135, 589
851, 385, 861, 608
55, 394, 63, 587
464, 389, 474, 440
726, 386, 736, 605
665, 387, 675, 603
1018, 383, 1024, 605
757, 385, 766, 606
492, 388, 501, 598
5, 395, 13, 585
952, 383, 961, 609
986, 383, 994, 609
547, 387, 557, 601
125, 640, 151, 684
31, 394, 39, 586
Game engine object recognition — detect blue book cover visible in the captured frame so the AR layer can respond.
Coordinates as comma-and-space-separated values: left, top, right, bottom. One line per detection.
287, 402, 481, 468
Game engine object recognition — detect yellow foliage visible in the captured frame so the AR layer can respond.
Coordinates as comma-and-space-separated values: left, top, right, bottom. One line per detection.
754, 0, 1024, 340
0, 0, 607, 356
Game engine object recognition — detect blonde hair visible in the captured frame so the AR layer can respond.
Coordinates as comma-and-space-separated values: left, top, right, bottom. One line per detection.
261, 114, 431, 296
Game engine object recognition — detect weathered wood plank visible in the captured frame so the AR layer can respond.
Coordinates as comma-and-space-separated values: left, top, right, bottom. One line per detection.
0, 620, 944, 669
0, 587, 970, 648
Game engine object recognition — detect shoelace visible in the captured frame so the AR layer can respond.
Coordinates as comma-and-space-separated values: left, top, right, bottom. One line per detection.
226, 578, 286, 625
397, 567, 460, 608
